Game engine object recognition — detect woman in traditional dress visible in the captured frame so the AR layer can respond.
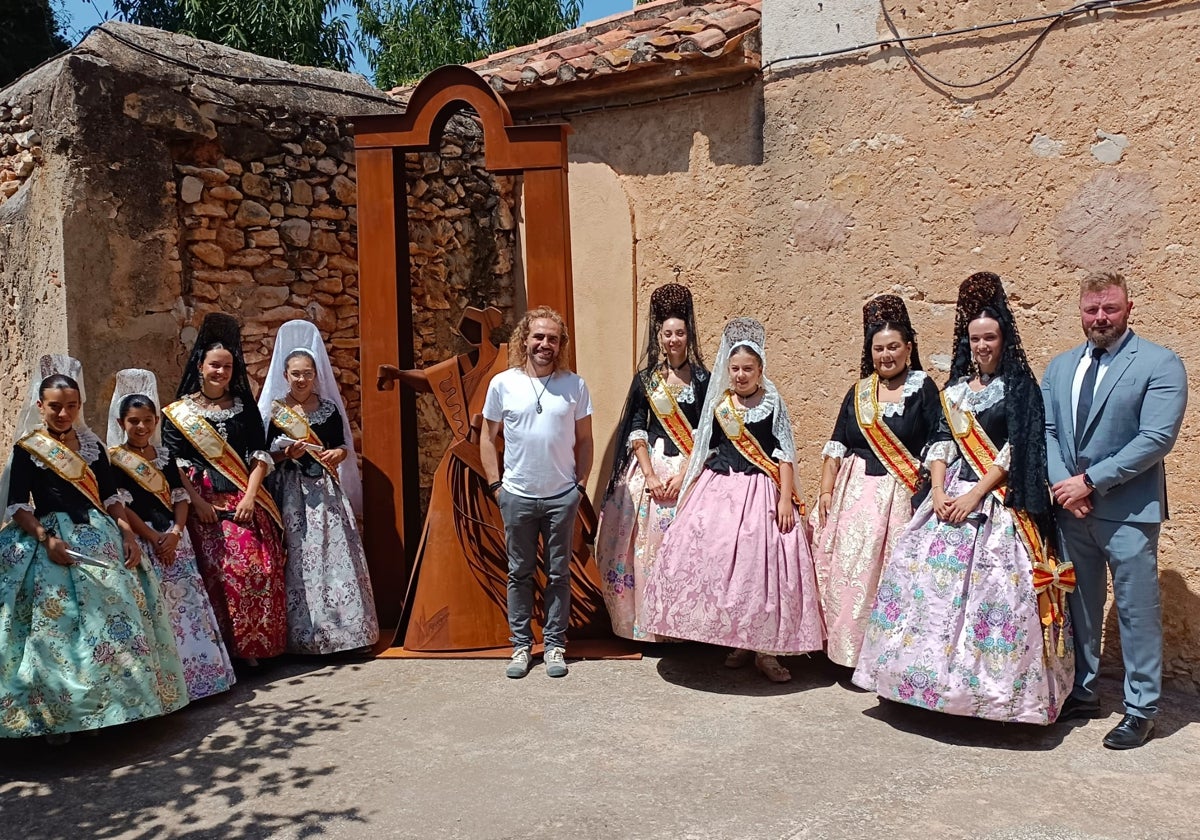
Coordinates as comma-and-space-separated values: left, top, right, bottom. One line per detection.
107, 369, 236, 699
596, 283, 709, 641
163, 313, 288, 665
642, 317, 825, 683
853, 272, 1074, 724
0, 356, 187, 741
810, 295, 940, 669
260, 319, 379, 654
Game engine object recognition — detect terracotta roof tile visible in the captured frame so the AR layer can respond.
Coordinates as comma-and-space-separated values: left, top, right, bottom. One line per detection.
454, 0, 760, 97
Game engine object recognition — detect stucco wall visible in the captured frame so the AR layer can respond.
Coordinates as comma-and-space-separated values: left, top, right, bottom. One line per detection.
559, 3, 1200, 684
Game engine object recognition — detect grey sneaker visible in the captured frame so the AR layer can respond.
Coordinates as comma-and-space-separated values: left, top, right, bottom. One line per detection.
544, 646, 568, 678
506, 647, 532, 679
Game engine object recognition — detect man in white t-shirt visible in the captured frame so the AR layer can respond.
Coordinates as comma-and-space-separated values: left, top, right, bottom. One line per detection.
481, 306, 594, 679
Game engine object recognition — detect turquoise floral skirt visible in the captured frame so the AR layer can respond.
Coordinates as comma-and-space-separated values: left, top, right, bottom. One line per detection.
0, 509, 188, 738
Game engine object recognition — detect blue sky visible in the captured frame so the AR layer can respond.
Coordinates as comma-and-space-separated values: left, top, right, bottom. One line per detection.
58, 0, 636, 79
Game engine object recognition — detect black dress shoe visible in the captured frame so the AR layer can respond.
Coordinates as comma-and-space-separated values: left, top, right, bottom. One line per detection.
1058, 696, 1103, 722
1102, 714, 1155, 750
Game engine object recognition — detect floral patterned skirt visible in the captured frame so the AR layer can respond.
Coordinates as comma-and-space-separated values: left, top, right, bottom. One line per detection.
809, 455, 914, 667
270, 467, 378, 654
852, 463, 1074, 724
185, 468, 288, 660
0, 509, 188, 738
642, 469, 825, 655
595, 440, 686, 641
137, 530, 236, 700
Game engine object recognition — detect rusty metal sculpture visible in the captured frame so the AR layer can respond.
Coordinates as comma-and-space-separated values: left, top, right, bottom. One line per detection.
353, 66, 615, 653
377, 308, 609, 651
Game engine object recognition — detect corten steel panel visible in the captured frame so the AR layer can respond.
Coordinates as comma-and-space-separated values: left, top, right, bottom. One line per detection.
354, 65, 605, 652
356, 146, 421, 632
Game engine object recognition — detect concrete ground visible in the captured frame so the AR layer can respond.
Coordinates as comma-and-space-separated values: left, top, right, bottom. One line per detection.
1, 647, 1195, 840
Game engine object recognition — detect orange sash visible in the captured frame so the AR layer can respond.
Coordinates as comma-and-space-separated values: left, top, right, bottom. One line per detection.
163, 399, 283, 529
18, 431, 106, 513
644, 373, 695, 458
940, 391, 1074, 646
853, 375, 922, 495
108, 446, 174, 514
270, 400, 339, 483
713, 391, 805, 513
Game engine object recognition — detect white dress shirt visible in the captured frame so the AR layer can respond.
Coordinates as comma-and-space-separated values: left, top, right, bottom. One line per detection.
1070, 328, 1133, 429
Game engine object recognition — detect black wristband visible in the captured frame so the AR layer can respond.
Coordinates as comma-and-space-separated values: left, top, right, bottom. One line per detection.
489, 480, 503, 493
1082, 472, 1095, 489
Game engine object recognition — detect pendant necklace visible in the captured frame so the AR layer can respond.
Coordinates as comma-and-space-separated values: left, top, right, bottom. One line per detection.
529, 370, 553, 414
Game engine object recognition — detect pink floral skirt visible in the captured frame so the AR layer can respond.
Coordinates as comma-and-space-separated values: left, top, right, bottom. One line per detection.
809, 455, 913, 667
852, 463, 1074, 724
642, 469, 825, 654
595, 440, 685, 641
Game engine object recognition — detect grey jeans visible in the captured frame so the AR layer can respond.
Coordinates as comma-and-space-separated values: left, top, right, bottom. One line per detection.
497, 486, 581, 650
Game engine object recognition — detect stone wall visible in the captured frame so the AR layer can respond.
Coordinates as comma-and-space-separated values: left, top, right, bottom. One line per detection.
559, 4, 1200, 683
0, 24, 518, 509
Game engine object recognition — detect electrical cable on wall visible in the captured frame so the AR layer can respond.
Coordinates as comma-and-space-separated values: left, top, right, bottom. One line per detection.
764, 0, 1174, 86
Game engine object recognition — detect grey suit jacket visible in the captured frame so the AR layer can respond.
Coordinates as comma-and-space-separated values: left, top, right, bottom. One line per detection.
1042, 330, 1187, 524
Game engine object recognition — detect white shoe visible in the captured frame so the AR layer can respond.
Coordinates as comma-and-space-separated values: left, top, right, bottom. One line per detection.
506, 647, 532, 679
544, 646, 569, 678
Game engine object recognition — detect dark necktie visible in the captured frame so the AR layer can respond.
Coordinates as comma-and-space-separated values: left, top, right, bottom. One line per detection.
1074, 346, 1106, 447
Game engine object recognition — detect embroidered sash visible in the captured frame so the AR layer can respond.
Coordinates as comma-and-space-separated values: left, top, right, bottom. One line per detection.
109, 447, 174, 514
714, 392, 805, 512
644, 373, 695, 458
853, 375, 923, 495
163, 399, 283, 529
270, 400, 339, 483
940, 392, 1074, 645
17, 431, 106, 513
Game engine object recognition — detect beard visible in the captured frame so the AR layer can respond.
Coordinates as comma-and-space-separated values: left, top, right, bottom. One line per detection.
1086, 321, 1127, 349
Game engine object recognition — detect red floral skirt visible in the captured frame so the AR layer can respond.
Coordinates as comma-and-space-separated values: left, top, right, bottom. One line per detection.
185, 467, 288, 659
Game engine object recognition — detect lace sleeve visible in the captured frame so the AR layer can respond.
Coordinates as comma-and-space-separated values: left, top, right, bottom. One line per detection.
103, 493, 123, 509
924, 440, 959, 467
170, 487, 190, 505
115, 488, 134, 505
5, 502, 34, 519
251, 451, 275, 475
994, 442, 1012, 471
772, 395, 798, 464
627, 430, 649, 449
821, 441, 847, 460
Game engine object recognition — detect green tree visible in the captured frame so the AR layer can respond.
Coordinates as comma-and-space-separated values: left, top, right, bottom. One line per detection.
0, 0, 70, 87
357, 0, 582, 89
112, 0, 356, 71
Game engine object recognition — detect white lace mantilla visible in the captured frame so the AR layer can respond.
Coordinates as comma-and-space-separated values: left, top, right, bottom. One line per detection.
308, 398, 338, 424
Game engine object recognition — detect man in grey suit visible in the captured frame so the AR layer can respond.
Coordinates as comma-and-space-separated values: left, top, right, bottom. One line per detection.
1043, 271, 1187, 749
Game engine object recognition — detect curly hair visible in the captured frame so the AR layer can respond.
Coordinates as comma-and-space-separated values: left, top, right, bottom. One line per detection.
507, 306, 572, 372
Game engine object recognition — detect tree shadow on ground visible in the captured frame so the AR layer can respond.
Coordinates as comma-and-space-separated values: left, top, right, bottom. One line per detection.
652, 642, 837, 697
0, 659, 373, 840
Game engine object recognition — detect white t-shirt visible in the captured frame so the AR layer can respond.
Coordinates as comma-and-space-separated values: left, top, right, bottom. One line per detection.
482, 367, 593, 498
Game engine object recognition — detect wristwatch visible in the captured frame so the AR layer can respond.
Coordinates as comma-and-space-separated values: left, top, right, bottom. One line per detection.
1082, 472, 1095, 490
37, 530, 49, 544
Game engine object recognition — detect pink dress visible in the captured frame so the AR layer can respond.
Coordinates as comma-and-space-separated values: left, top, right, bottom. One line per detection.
642, 392, 824, 654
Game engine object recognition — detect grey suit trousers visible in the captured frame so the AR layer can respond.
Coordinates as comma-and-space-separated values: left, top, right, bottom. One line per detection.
1058, 512, 1162, 718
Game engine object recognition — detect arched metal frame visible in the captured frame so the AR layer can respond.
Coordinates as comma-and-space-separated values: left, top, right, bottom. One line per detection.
352, 66, 576, 632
